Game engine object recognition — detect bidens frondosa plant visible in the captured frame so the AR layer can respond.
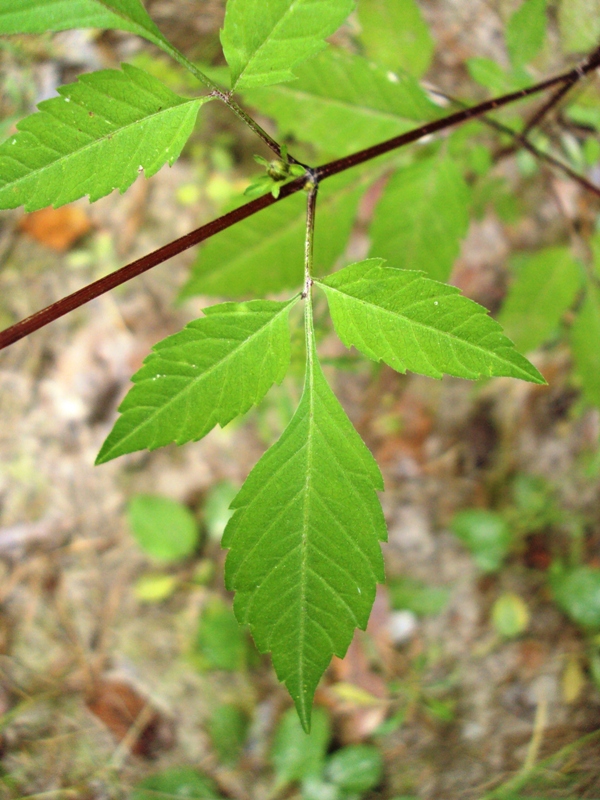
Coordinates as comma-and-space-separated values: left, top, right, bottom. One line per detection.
1, 0, 599, 730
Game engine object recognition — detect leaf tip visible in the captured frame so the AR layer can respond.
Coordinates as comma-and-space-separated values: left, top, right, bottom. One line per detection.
294, 696, 312, 734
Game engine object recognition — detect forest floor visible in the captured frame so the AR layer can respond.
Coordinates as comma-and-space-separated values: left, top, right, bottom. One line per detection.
1, 1, 600, 798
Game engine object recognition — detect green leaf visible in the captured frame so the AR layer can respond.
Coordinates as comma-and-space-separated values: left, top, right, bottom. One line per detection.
450, 510, 512, 573
491, 593, 530, 638
571, 283, 600, 408
551, 566, 600, 630
127, 494, 198, 562
208, 704, 249, 765
133, 573, 179, 602
242, 48, 441, 157
358, 0, 435, 78
387, 577, 450, 616
272, 706, 331, 785
301, 778, 341, 800
316, 260, 545, 383
506, 0, 547, 68
466, 57, 530, 95
0, 0, 176, 55
194, 597, 248, 671
325, 745, 383, 793
498, 247, 581, 353
0, 64, 208, 212
221, 0, 354, 91
203, 481, 238, 541
96, 299, 297, 464
132, 768, 223, 800
0, 0, 131, 33
223, 302, 387, 730
179, 172, 368, 298
559, 0, 600, 53
466, 58, 513, 95
368, 153, 471, 281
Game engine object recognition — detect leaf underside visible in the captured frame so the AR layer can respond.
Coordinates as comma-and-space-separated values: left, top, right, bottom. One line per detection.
96, 299, 297, 464
0, 0, 167, 46
179, 171, 368, 299
316, 259, 546, 383
357, 0, 435, 78
0, 0, 129, 33
223, 306, 386, 731
498, 247, 581, 353
571, 284, 600, 407
0, 64, 207, 211
368, 151, 471, 282
242, 48, 441, 156
221, 0, 354, 91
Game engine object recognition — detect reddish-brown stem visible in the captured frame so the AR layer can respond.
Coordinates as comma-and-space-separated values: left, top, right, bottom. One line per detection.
0, 183, 299, 350
316, 48, 600, 181
1, 46, 600, 352
494, 77, 583, 161
429, 89, 600, 198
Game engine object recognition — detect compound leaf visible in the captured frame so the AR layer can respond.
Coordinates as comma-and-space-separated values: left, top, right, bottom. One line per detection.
358, 0, 435, 78
223, 302, 386, 730
368, 152, 471, 282
506, 0, 547, 68
498, 247, 581, 353
0, 0, 166, 46
571, 283, 600, 407
179, 171, 368, 299
316, 259, 545, 383
221, 0, 354, 91
96, 299, 297, 464
0, 64, 209, 212
242, 48, 441, 157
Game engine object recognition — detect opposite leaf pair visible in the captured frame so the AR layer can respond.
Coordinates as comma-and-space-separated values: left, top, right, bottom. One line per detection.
97, 259, 544, 728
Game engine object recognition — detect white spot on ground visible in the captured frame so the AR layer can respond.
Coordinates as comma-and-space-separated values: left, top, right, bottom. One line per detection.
387, 71, 400, 83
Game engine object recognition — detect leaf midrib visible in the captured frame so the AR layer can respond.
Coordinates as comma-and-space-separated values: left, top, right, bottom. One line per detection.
297, 349, 316, 727
233, 0, 303, 88
318, 280, 533, 377
251, 83, 424, 125
1, 95, 203, 195
104, 303, 294, 458
194, 178, 364, 286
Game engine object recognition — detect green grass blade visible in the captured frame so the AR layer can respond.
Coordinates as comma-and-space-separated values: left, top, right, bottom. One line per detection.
223, 299, 386, 730
316, 259, 546, 383
0, 64, 208, 211
221, 0, 354, 91
96, 299, 298, 464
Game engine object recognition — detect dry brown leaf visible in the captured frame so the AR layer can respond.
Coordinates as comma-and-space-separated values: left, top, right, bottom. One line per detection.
86, 678, 174, 759
19, 205, 92, 251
